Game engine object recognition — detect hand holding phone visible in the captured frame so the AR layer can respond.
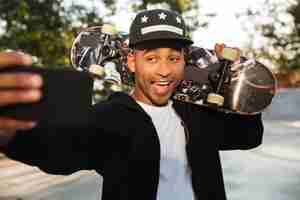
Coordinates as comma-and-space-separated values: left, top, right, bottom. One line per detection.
0, 66, 93, 126
0, 52, 42, 131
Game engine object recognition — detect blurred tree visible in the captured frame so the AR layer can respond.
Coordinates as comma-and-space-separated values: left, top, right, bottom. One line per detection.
0, 0, 69, 66
0, 0, 106, 67
0, 0, 209, 66
238, 0, 300, 72
287, 0, 300, 70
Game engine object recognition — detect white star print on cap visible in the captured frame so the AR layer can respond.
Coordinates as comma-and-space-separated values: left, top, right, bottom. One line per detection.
159, 12, 167, 20
141, 15, 148, 23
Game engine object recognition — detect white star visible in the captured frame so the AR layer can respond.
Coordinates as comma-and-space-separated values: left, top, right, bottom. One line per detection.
141, 15, 148, 23
159, 12, 167, 20
176, 16, 181, 24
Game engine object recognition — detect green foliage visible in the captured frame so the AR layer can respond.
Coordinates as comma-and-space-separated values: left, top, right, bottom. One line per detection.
0, 0, 201, 67
0, 0, 68, 66
0, 0, 103, 67
239, 0, 300, 71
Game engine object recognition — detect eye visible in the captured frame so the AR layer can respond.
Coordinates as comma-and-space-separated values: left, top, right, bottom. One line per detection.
146, 56, 157, 63
169, 56, 182, 63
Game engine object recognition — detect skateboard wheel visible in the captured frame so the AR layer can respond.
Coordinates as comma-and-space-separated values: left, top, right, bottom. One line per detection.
89, 64, 105, 78
93, 80, 105, 91
176, 94, 189, 101
207, 93, 224, 106
110, 84, 122, 92
222, 47, 241, 61
103, 80, 122, 91
101, 24, 117, 35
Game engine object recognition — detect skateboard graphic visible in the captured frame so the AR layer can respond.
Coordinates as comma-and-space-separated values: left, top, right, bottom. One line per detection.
70, 24, 277, 115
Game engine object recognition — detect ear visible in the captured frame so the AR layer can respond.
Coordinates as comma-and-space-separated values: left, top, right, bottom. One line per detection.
127, 52, 136, 73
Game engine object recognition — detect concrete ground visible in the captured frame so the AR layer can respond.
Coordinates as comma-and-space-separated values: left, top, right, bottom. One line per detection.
221, 88, 300, 200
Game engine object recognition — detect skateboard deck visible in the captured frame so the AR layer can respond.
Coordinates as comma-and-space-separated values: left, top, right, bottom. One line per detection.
70, 25, 277, 115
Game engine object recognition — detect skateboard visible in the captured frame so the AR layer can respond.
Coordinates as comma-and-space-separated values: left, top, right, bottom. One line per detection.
70, 25, 277, 114
173, 45, 276, 114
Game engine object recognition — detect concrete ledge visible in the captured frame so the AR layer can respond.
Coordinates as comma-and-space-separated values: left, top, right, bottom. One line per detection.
0, 154, 102, 200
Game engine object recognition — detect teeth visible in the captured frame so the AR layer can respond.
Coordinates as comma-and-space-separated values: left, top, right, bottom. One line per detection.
157, 80, 170, 86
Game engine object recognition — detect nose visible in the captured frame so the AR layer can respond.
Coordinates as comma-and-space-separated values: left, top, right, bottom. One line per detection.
157, 60, 171, 77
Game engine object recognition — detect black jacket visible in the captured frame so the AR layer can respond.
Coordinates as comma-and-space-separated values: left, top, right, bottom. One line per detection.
4, 92, 263, 200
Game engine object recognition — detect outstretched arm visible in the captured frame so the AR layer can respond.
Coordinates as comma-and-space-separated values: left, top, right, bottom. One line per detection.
3, 124, 99, 175
2, 112, 127, 175
0, 51, 126, 175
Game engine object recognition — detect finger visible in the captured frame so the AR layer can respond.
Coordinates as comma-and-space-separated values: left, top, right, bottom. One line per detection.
214, 43, 225, 57
0, 52, 33, 67
0, 117, 37, 130
0, 73, 43, 89
0, 89, 42, 106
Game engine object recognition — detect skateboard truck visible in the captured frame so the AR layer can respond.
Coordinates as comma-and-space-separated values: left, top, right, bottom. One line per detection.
96, 24, 119, 65
207, 44, 241, 106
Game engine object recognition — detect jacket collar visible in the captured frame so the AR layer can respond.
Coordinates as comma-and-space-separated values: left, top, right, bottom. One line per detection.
107, 92, 185, 118
107, 92, 149, 115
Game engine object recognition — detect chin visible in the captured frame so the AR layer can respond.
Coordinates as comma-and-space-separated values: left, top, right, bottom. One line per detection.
151, 96, 171, 106
153, 101, 169, 107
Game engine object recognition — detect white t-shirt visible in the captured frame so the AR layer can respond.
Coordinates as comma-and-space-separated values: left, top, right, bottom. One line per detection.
137, 100, 195, 200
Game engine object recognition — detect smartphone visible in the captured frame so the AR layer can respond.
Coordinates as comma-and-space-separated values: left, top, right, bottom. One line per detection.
0, 66, 94, 126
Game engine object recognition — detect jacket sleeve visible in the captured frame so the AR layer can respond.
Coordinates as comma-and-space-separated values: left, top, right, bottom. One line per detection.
2, 106, 128, 175
3, 125, 99, 175
218, 112, 264, 150
174, 101, 264, 151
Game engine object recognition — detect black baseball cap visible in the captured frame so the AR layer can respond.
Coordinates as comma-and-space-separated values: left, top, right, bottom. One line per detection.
129, 9, 193, 49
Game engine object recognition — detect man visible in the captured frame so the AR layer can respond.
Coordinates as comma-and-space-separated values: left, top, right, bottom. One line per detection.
0, 9, 263, 200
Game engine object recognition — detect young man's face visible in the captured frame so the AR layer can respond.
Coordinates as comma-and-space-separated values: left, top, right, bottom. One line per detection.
127, 47, 185, 106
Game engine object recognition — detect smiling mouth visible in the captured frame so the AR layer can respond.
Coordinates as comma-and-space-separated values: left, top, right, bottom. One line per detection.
153, 80, 172, 86
151, 80, 177, 93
